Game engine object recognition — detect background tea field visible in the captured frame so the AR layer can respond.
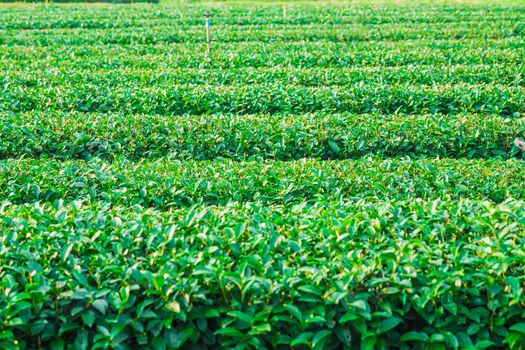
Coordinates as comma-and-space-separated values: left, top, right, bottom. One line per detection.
1, 0, 525, 349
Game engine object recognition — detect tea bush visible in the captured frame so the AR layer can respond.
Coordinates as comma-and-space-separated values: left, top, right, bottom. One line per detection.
2, 199, 525, 349
1, 0, 525, 349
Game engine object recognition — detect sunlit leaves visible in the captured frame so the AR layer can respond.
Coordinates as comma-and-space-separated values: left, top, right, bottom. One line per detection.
1, 0, 524, 349
1, 199, 525, 348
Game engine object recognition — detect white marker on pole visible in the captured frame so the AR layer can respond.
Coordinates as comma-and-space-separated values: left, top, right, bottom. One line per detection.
205, 13, 211, 57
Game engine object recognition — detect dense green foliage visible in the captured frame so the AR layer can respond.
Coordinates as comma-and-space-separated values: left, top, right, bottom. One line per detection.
1, 157, 525, 206
0, 112, 520, 160
2, 199, 525, 349
1, 1, 525, 349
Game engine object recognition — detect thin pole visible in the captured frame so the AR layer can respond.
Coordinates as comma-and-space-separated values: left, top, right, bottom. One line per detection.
283, 2, 287, 17
205, 14, 211, 57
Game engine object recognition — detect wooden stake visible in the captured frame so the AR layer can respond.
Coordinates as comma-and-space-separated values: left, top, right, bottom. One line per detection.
283, 2, 287, 17
205, 14, 211, 57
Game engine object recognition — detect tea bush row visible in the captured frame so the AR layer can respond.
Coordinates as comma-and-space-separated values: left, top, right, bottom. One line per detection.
1, 199, 525, 349
5, 64, 523, 89
2, 22, 522, 46
1, 157, 524, 208
1, 112, 522, 160
2, 83, 523, 116
2, 39, 523, 69
1, 4, 522, 29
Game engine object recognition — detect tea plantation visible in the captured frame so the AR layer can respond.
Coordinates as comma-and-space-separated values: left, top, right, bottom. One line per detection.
1, 0, 525, 349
